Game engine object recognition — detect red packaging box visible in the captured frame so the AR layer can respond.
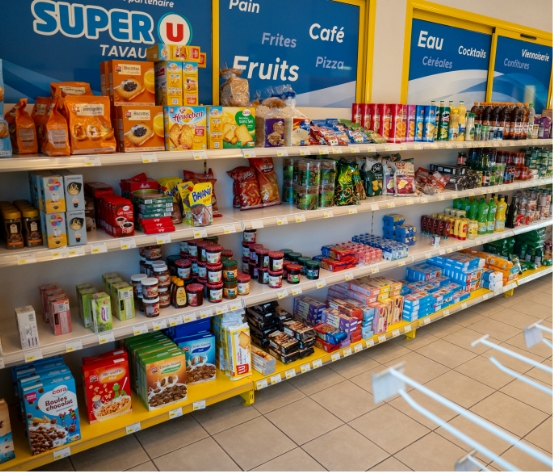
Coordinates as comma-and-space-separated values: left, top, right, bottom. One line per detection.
119, 173, 159, 197
368, 104, 380, 133
321, 258, 357, 272
49, 295, 72, 336
44, 288, 65, 323
314, 337, 341, 353
351, 103, 362, 125
83, 349, 127, 364
360, 104, 371, 130
329, 246, 356, 261
140, 226, 176, 234
99, 196, 134, 237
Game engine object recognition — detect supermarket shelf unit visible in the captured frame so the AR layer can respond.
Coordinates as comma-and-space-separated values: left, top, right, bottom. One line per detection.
0, 139, 550, 172
2, 264, 550, 472
1, 218, 550, 368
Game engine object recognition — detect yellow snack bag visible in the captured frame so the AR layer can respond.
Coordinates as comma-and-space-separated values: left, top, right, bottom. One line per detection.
177, 181, 194, 226
188, 182, 212, 227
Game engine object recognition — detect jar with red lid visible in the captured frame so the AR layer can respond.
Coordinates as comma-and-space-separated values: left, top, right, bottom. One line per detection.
159, 287, 171, 308
282, 261, 291, 279
207, 282, 223, 303
248, 260, 259, 280
144, 297, 160, 317
243, 229, 257, 243
237, 273, 251, 295
179, 241, 189, 256
258, 268, 269, 284
186, 283, 204, 306
196, 240, 208, 262
153, 263, 171, 288
197, 277, 207, 286
144, 245, 162, 260
206, 244, 223, 264
268, 251, 284, 271
286, 264, 301, 284
197, 261, 207, 279
175, 259, 192, 280
207, 263, 223, 283
256, 248, 270, 269
187, 241, 199, 258
139, 247, 146, 257
249, 244, 264, 264
268, 270, 283, 288
221, 249, 233, 261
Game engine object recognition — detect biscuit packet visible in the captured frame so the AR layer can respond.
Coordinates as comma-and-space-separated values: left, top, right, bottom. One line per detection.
42, 97, 70, 156
11, 98, 38, 154
220, 68, 250, 106
157, 177, 183, 224
51, 82, 93, 97
188, 182, 213, 227
32, 97, 54, 148
64, 95, 116, 154
183, 168, 222, 217
250, 157, 280, 207
225, 323, 251, 380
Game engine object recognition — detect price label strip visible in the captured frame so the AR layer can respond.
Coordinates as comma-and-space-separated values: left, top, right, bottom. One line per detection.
276, 149, 288, 157
354, 343, 363, 353
312, 359, 323, 369
120, 238, 137, 250
156, 233, 172, 244
84, 155, 101, 167
276, 216, 288, 226
295, 214, 306, 223
256, 379, 268, 390
193, 228, 208, 238
168, 315, 183, 327
141, 153, 158, 163
331, 352, 340, 362
169, 407, 183, 419
193, 400, 206, 411
342, 347, 352, 357
65, 340, 82, 353
25, 349, 43, 363
300, 363, 311, 373
291, 286, 302, 296
18, 254, 37, 265
271, 374, 282, 384
378, 335, 386, 343
193, 150, 207, 160
285, 369, 296, 379
126, 422, 141, 434
53, 447, 71, 461
242, 149, 256, 158
98, 332, 115, 344
152, 319, 168, 331
223, 225, 236, 234
134, 324, 149, 335
277, 288, 288, 300
90, 242, 107, 254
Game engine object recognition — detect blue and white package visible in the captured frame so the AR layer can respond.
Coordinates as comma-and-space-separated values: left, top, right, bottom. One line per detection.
175, 332, 216, 385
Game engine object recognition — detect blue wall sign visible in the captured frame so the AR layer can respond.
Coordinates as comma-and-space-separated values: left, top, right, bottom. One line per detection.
0, 0, 213, 104
492, 36, 552, 113
219, 0, 360, 107
408, 20, 491, 104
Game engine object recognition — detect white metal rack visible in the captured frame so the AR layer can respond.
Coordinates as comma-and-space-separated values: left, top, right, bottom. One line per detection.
524, 320, 553, 350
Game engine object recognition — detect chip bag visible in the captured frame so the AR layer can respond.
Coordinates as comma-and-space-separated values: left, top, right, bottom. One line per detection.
334, 159, 358, 206
227, 166, 263, 210
188, 182, 213, 227
183, 168, 222, 217
158, 177, 184, 224
10, 98, 38, 154
362, 156, 383, 196
250, 157, 280, 207
393, 159, 416, 196
42, 97, 70, 156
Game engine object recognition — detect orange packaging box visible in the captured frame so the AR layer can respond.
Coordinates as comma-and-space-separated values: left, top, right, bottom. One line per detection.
163, 106, 206, 151
115, 106, 165, 153
82, 353, 132, 424
107, 60, 155, 106
182, 62, 199, 106
146, 44, 201, 63
154, 61, 182, 107
198, 52, 207, 69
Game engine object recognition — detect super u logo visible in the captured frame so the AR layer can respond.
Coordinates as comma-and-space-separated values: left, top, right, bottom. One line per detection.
158, 13, 192, 44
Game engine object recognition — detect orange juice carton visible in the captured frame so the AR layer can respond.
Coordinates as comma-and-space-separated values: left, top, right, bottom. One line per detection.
40, 211, 67, 248
207, 106, 255, 149
154, 61, 182, 106
146, 44, 201, 63
115, 105, 165, 152
163, 106, 206, 151
107, 60, 155, 106
182, 62, 199, 106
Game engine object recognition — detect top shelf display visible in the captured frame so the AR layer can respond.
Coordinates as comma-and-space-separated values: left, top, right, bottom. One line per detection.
0, 139, 551, 173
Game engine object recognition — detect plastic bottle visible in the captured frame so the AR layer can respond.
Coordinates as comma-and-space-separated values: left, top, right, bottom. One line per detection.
507, 103, 516, 140
495, 195, 507, 232
463, 197, 472, 214
434, 100, 444, 141
481, 102, 493, 140
513, 103, 524, 140
471, 102, 482, 140
465, 112, 475, 141
468, 197, 479, 221
448, 108, 459, 140
477, 197, 489, 235
453, 198, 462, 210
500, 103, 510, 139
522, 103, 530, 139
487, 195, 497, 233
527, 103, 536, 138
492, 102, 503, 140
505, 195, 518, 228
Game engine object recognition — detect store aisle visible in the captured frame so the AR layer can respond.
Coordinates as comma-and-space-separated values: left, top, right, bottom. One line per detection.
37, 277, 552, 472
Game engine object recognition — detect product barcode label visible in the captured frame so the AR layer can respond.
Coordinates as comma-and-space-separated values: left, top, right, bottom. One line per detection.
152, 319, 167, 331
300, 363, 311, 373
366, 145, 376, 152
378, 335, 386, 343
256, 379, 268, 389
229, 301, 241, 311
242, 149, 256, 158
312, 359, 323, 369
50, 248, 68, 260
193, 400, 206, 410
318, 147, 328, 155
169, 407, 183, 419
65, 340, 82, 353
168, 315, 183, 327
141, 153, 158, 163
405, 199, 414, 205
285, 369, 296, 379
299, 148, 310, 156
68, 247, 85, 257
423, 317, 431, 325
350, 145, 360, 153
331, 352, 341, 362
156, 233, 172, 244
414, 144, 423, 150
270, 374, 282, 384
276, 216, 288, 226
443, 310, 450, 317
461, 302, 468, 310
445, 143, 452, 149
134, 324, 148, 335
126, 423, 141, 434
98, 332, 115, 344
446, 248, 453, 253
53, 446, 71, 460
387, 201, 396, 208
90, 242, 107, 254
276, 149, 288, 157
371, 266, 379, 274
192, 150, 207, 160
342, 347, 352, 357
349, 206, 358, 214
331, 146, 342, 154
295, 214, 306, 223
25, 349, 43, 363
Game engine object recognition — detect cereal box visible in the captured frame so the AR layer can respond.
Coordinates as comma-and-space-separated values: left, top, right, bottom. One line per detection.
0, 399, 15, 464
154, 61, 183, 106
163, 106, 206, 151
22, 374, 81, 455
175, 333, 216, 385
115, 105, 165, 152
182, 62, 199, 106
207, 106, 255, 149
107, 60, 155, 106
82, 353, 132, 424
146, 44, 201, 63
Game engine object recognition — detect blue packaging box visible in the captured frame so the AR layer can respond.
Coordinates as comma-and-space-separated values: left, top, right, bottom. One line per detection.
175, 332, 216, 384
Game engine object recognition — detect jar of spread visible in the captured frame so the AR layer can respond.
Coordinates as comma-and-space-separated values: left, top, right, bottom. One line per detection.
288, 252, 302, 263
171, 278, 188, 308
249, 244, 264, 264
223, 281, 238, 299
139, 247, 146, 257
197, 277, 208, 286
305, 260, 320, 280
257, 248, 270, 269
221, 249, 233, 261
283, 261, 291, 279
196, 240, 208, 262
140, 257, 147, 274
190, 257, 199, 276
4, 209, 23, 250
280, 249, 294, 261
243, 229, 257, 243
297, 256, 311, 274
150, 260, 166, 275
175, 259, 192, 280
206, 244, 223, 264
159, 287, 171, 308
258, 268, 269, 284
144, 260, 154, 277
153, 264, 171, 288
166, 255, 181, 276
144, 245, 162, 260
22, 208, 42, 247
131, 274, 148, 298
207, 263, 223, 283
286, 264, 301, 284
223, 259, 238, 282
179, 241, 189, 256
186, 283, 204, 307
268, 251, 284, 271
143, 297, 160, 317
242, 241, 252, 259
204, 236, 219, 244
187, 241, 198, 258
268, 270, 283, 288
237, 273, 251, 295
141, 277, 159, 299
207, 282, 223, 303
248, 260, 258, 280
197, 261, 207, 279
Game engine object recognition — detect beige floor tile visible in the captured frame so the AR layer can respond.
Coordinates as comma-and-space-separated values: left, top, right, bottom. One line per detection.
136, 413, 208, 458
505, 332, 552, 358
455, 355, 517, 390
488, 440, 552, 471
489, 308, 542, 330
522, 291, 552, 308
394, 432, 466, 471
302, 424, 389, 471
525, 417, 552, 453
154, 437, 239, 471
191, 395, 260, 435
416, 318, 463, 338
442, 327, 499, 354
326, 349, 380, 378
127, 461, 156, 471
396, 328, 440, 350
71, 435, 149, 471
435, 414, 517, 463
288, 365, 345, 395
213, 417, 295, 470
424, 370, 495, 409
500, 378, 552, 414
470, 298, 506, 316
35, 458, 74, 471
384, 351, 449, 385
265, 397, 343, 445
483, 342, 546, 374
387, 389, 459, 430
416, 339, 477, 369
349, 365, 394, 395
252, 381, 305, 415
252, 448, 325, 471
311, 380, 378, 422
470, 391, 548, 437
369, 456, 412, 471
468, 318, 521, 341
538, 284, 552, 295
349, 404, 430, 455
365, 339, 412, 364
510, 299, 553, 319
496, 292, 529, 308
525, 358, 553, 383
449, 308, 486, 327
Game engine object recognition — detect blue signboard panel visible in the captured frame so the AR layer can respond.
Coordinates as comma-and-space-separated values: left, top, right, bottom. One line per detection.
408, 19, 491, 104
492, 36, 552, 113
0, 0, 213, 104
219, 0, 359, 107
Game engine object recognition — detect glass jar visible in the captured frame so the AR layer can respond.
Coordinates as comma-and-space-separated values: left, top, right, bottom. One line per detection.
248, 260, 259, 280
171, 278, 188, 308
305, 260, 320, 280
256, 248, 270, 269
268, 251, 284, 271
268, 270, 283, 288
22, 207, 42, 247
175, 259, 192, 280
207, 282, 223, 303
286, 264, 301, 284
186, 283, 204, 307
223, 281, 238, 299
131, 274, 148, 298
297, 256, 311, 274
153, 264, 171, 288
258, 268, 269, 284
223, 259, 238, 282
141, 277, 159, 299
187, 240, 198, 258
144, 245, 162, 260
207, 263, 223, 283
4, 209, 24, 249
242, 241, 252, 260
221, 249, 233, 261
179, 241, 189, 256
196, 240, 208, 262
137, 294, 144, 313
197, 261, 207, 279
237, 273, 251, 295
243, 229, 257, 243
166, 255, 181, 276
249, 244, 264, 264
205, 244, 223, 264
288, 252, 302, 263
143, 297, 160, 317
280, 249, 294, 261
190, 256, 199, 276
158, 287, 171, 308
140, 257, 147, 274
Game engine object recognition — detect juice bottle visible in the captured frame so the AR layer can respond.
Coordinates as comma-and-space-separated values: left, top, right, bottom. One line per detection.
457, 100, 467, 140
492, 102, 503, 140
506, 102, 516, 140
513, 103, 524, 140
468, 197, 479, 221
465, 112, 475, 141
477, 197, 489, 235
471, 102, 482, 140
438, 104, 450, 141
458, 218, 469, 241
495, 195, 507, 232
522, 103, 530, 139
434, 100, 444, 141
498, 103, 508, 140
487, 195, 497, 233
448, 108, 459, 140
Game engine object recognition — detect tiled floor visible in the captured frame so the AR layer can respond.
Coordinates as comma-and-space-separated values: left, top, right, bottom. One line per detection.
36, 276, 553, 471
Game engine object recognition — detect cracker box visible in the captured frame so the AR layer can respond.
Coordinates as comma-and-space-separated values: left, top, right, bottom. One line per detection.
225, 323, 251, 380
22, 374, 81, 455
107, 60, 155, 106
146, 44, 201, 63
66, 210, 87, 246
175, 333, 216, 385
91, 292, 113, 333
163, 106, 206, 151
0, 399, 15, 464
154, 61, 183, 106
82, 353, 132, 424
115, 105, 165, 152
40, 211, 67, 248
15, 305, 40, 349
207, 106, 255, 149
182, 62, 199, 106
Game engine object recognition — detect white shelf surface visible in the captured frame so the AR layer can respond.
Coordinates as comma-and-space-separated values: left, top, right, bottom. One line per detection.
0, 217, 550, 368
0, 139, 550, 172
2, 177, 551, 269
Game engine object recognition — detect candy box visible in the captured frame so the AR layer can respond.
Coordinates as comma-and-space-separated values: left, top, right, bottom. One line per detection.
49, 295, 72, 336
22, 374, 81, 455
164, 106, 206, 151
207, 106, 255, 149
82, 353, 132, 424
0, 399, 15, 464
